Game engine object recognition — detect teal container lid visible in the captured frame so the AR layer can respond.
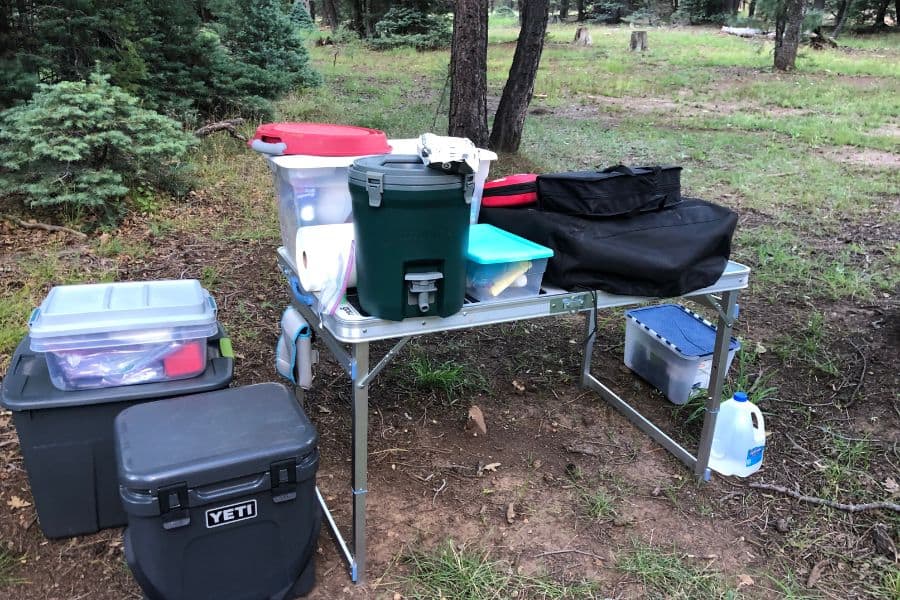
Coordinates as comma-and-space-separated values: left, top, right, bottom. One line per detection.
466, 224, 553, 264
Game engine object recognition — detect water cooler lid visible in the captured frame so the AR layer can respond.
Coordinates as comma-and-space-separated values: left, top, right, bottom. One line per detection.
734, 391, 748, 402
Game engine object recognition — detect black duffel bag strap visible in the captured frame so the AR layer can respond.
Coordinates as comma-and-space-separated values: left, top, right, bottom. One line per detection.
598, 164, 642, 176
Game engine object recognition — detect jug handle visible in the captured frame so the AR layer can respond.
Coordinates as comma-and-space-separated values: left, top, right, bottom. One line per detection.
749, 403, 766, 444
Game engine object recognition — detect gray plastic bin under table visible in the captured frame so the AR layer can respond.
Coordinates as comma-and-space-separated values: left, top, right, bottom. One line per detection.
115, 382, 321, 600
0, 327, 233, 539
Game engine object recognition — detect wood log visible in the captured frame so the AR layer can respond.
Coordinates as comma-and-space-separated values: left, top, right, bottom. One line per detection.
193, 118, 247, 141
629, 30, 648, 51
573, 26, 592, 46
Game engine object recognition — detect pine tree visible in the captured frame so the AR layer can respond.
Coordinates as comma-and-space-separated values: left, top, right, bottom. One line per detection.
290, 1, 317, 30
0, 71, 195, 217
217, 0, 321, 102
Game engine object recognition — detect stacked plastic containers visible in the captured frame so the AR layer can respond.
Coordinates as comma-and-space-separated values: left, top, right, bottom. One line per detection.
0, 279, 233, 538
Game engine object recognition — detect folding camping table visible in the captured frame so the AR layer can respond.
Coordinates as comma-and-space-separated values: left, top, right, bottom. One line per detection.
276, 247, 750, 583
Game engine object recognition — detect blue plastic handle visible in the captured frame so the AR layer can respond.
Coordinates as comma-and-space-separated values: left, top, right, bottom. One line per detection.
28, 308, 40, 326
289, 276, 315, 306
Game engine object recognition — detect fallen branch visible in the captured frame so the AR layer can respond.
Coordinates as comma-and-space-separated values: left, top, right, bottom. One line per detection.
564, 443, 603, 457
749, 482, 900, 513
1, 214, 87, 238
193, 118, 247, 141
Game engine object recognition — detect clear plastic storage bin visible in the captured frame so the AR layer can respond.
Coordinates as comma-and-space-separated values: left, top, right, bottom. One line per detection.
624, 304, 740, 405
465, 224, 553, 302
28, 280, 219, 391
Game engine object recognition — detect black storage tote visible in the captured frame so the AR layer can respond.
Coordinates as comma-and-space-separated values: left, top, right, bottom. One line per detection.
115, 383, 321, 600
0, 329, 233, 538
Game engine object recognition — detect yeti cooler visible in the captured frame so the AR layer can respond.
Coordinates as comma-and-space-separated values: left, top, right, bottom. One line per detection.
348, 154, 472, 321
0, 328, 233, 538
115, 383, 321, 600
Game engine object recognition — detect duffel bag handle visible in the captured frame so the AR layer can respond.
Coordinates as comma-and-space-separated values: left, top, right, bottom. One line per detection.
599, 164, 639, 176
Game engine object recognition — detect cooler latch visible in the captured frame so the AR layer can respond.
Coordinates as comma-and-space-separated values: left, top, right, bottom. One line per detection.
270, 458, 298, 503
157, 483, 191, 530
405, 272, 443, 314
366, 172, 384, 208
463, 173, 475, 204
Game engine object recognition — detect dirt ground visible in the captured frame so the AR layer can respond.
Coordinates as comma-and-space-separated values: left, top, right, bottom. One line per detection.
0, 173, 898, 599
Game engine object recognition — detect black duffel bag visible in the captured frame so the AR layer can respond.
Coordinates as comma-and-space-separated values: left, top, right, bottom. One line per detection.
479, 198, 737, 297
536, 165, 682, 217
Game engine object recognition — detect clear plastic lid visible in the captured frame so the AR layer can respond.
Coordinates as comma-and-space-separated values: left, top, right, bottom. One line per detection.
29, 280, 218, 352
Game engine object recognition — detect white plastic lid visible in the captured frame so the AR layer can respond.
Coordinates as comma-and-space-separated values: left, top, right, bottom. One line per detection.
29, 280, 218, 351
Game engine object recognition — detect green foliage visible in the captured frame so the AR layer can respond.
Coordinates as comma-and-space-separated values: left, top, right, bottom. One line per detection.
493, 5, 517, 17
0, 72, 195, 219
672, 0, 729, 24
216, 0, 321, 102
370, 7, 452, 50
290, 1, 317, 30
0, 0, 320, 122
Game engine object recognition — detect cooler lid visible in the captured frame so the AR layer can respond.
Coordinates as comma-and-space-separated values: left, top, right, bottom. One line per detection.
467, 224, 553, 264
250, 122, 390, 157
115, 383, 317, 491
625, 304, 740, 357
484, 173, 538, 191
348, 154, 467, 188
28, 280, 217, 344
0, 329, 233, 411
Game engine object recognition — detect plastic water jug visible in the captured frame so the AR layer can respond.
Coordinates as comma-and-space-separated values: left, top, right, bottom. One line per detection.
708, 391, 766, 477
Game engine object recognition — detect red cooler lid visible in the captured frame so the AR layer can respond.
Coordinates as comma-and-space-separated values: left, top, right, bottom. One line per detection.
249, 122, 391, 157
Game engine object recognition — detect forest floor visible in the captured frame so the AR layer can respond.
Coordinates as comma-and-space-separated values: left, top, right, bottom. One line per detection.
0, 23, 898, 600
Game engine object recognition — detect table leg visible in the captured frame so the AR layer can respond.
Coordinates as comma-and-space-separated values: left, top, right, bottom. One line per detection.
581, 307, 597, 387
694, 290, 739, 480
350, 342, 369, 583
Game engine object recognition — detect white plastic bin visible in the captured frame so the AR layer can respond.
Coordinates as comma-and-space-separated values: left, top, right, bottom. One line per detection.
465, 224, 553, 302
28, 280, 219, 391
624, 304, 740, 405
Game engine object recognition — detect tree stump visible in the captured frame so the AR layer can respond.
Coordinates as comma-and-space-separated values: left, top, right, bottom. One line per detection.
629, 31, 648, 51
573, 26, 592, 46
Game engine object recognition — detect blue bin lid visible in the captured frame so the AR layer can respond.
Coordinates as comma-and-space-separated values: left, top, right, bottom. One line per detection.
625, 304, 740, 357
467, 224, 553, 264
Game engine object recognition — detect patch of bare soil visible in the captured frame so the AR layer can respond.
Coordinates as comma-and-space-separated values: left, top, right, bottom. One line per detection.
827, 146, 900, 169
1, 187, 898, 600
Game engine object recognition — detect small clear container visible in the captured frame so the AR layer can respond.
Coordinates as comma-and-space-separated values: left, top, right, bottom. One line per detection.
29, 280, 218, 391
465, 224, 553, 302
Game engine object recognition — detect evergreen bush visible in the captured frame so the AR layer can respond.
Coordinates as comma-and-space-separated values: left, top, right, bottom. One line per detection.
370, 7, 452, 50
290, 1, 317, 30
0, 72, 195, 220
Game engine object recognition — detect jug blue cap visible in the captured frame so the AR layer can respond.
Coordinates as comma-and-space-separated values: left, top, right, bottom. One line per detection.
734, 391, 748, 402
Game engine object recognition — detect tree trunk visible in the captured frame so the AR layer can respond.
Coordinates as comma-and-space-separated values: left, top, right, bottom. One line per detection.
449, 0, 490, 148
774, 0, 804, 70
489, 0, 549, 152
874, 0, 888, 25
813, 0, 824, 9
560, 0, 569, 19
322, 0, 339, 31
629, 30, 648, 50
576, 0, 585, 21
832, 0, 849, 37
748, 0, 756, 17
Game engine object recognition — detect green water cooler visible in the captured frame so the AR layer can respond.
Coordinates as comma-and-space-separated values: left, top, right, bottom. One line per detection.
348, 154, 473, 321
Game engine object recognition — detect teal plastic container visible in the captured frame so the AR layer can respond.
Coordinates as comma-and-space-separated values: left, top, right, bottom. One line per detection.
465, 224, 553, 302
348, 155, 473, 321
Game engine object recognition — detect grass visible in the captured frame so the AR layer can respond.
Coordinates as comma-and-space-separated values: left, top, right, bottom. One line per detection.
872, 565, 900, 600
0, 550, 24, 587
772, 311, 840, 377
616, 540, 738, 599
581, 487, 617, 520
820, 434, 872, 499
677, 349, 778, 426
402, 355, 486, 402
401, 540, 599, 599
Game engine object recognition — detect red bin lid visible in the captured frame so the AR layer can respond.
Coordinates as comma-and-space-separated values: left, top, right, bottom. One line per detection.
249, 122, 391, 157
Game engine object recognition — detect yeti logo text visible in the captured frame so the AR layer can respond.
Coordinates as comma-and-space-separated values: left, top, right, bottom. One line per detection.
205, 499, 258, 528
